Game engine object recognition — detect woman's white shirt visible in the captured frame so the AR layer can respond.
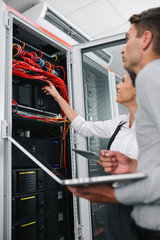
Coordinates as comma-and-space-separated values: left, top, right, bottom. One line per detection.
71, 114, 138, 159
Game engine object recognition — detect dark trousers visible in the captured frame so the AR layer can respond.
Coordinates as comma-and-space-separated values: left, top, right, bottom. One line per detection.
135, 224, 160, 240
104, 203, 138, 240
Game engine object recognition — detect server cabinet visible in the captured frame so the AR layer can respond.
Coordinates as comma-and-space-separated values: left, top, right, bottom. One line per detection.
0, 1, 127, 240
1, 2, 76, 240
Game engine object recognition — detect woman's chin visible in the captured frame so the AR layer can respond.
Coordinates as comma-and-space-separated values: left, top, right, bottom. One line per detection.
116, 99, 123, 104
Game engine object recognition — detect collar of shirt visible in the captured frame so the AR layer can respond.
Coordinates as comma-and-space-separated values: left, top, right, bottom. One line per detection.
120, 114, 135, 131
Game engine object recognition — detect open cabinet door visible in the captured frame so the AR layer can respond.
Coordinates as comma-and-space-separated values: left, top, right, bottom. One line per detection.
0, 1, 7, 240
71, 34, 127, 240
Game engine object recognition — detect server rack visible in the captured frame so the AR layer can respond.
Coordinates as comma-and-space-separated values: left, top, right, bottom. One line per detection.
0, 1, 127, 239
10, 17, 73, 239
2, 2, 76, 240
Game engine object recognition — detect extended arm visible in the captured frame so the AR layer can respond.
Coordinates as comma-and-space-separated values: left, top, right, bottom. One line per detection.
42, 82, 78, 122
42, 83, 115, 138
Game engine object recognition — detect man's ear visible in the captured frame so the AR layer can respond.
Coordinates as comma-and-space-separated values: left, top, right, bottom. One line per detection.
141, 30, 152, 50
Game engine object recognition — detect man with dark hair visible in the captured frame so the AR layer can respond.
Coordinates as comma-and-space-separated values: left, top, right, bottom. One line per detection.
121, 7, 160, 74
68, 7, 160, 240
130, 8, 160, 55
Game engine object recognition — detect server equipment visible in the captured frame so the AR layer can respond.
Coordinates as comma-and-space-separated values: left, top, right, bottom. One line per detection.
5, 5, 74, 240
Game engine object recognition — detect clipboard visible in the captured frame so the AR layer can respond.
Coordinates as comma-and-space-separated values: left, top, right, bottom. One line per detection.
72, 149, 100, 161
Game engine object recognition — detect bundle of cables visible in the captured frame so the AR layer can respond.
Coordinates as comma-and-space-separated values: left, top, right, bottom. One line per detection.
13, 42, 65, 80
12, 60, 69, 117
12, 42, 68, 118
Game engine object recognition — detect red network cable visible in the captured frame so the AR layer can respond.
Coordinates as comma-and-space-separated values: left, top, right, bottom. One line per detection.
12, 60, 69, 117
56, 66, 65, 81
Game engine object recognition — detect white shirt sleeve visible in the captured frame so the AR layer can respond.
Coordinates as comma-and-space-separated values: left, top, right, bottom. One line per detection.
71, 115, 120, 138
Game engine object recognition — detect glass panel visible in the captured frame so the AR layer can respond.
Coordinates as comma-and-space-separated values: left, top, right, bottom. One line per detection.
82, 55, 111, 175
81, 39, 127, 240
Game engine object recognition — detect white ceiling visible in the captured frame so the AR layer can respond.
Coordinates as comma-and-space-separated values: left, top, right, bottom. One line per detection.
4, 0, 160, 40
